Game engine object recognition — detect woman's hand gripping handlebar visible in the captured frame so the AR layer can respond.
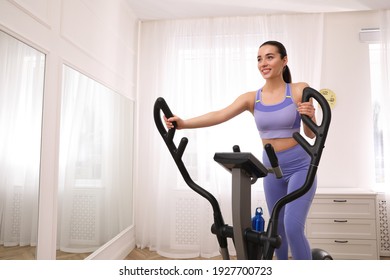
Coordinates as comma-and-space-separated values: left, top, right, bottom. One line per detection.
153, 97, 187, 161
293, 87, 332, 167
154, 97, 219, 206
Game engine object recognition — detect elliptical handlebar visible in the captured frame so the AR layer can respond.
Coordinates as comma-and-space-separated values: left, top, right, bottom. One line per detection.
264, 143, 283, 179
293, 87, 332, 167
276, 86, 331, 204
263, 87, 332, 258
153, 97, 220, 211
153, 97, 231, 258
153, 97, 178, 155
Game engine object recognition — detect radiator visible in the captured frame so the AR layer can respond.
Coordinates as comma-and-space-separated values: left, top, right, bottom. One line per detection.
171, 192, 201, 250
68, 190, 100, 246
377, 194, 390, 256
9, 187, 22, 242
171, 188, 267, 250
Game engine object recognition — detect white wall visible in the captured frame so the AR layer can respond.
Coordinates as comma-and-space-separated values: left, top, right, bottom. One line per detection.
0, 0, 138, 259
318, 11, 380, 190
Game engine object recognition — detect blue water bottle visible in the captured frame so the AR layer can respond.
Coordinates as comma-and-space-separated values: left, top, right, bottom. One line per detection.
252, 207, 265, 232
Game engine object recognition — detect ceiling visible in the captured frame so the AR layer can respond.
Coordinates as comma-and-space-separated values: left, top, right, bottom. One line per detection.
126, 0, 390, 21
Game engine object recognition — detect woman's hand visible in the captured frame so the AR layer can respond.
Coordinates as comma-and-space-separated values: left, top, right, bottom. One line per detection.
298, 100, 317, 139
164, 115, 184, 130
297, 101, 316, 120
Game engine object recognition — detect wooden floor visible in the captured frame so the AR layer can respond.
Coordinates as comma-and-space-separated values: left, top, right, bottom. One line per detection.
1, 245, 389, 260
0, 245, 90, 260
124, 247, 225, 260
0, 245, 37, 260
0, 245, 223, 260
125, 248, 390, 260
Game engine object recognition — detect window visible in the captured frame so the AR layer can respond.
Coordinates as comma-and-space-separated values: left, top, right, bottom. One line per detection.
174, 37, 260, 189
361, 27, 387, 187
369, 43, 385, 185
73, 98, 103, 187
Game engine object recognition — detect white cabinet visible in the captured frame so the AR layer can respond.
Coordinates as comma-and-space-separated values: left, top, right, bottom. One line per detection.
307, 192, 379, 260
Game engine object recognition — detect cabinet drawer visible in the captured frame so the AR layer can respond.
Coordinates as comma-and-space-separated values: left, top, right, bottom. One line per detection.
306, 219, 376, 239
308, 239, 378, 260
309, 198, 375, 219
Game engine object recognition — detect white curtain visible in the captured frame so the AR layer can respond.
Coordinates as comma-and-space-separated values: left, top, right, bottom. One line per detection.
136, 14, 324, 258
378, 10, 390, 212
0, 31, 45, 246
58, 66, 134, 253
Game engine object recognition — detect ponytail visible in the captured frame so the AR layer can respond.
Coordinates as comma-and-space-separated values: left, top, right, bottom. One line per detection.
283, 65, 292, 83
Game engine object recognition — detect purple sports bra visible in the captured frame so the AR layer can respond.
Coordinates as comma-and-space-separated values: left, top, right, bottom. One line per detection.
254, 83, 301, 139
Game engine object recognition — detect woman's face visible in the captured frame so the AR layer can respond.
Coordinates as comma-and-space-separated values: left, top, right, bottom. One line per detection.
257, 44, 287, 80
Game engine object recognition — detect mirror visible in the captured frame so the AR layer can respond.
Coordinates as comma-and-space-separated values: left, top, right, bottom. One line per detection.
0, 30, 45, 260
57, 65, 134, 259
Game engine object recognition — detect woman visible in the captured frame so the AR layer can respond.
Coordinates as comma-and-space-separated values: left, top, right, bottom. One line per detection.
164, 41, 317, 260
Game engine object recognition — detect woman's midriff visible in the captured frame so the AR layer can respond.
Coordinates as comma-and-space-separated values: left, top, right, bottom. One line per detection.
262, 137, 298, 152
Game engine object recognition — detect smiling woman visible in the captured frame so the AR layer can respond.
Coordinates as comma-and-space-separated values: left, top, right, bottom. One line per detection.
136, 13, 324, 258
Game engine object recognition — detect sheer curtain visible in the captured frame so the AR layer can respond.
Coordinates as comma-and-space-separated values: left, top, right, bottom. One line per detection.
0, 31, 45, 247
136, 14, 324, 258
58, 66, 133, 253
378, 10, 390, 210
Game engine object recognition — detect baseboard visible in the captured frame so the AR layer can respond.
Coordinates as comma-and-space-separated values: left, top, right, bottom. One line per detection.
85, 226, 135, 260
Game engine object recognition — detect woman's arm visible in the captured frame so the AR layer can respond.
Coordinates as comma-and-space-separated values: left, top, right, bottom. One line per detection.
165, 91, 255, 130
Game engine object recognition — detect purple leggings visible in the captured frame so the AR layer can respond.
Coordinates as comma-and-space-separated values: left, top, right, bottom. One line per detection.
262, 144, 316, 260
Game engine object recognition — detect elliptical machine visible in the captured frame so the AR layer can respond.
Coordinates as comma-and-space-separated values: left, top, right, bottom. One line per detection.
154, 87, 332, 260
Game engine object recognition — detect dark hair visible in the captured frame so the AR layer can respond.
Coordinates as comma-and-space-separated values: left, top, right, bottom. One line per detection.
259, 40, 292, 83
